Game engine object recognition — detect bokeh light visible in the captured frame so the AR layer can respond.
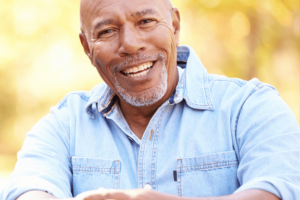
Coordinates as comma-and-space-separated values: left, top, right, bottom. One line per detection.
0, 0, 299, 189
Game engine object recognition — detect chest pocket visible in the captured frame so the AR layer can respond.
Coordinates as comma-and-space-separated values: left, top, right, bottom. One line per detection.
177, 151, 239, 197
71, 157, 121, 196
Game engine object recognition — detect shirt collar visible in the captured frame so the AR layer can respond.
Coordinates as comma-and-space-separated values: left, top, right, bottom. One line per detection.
85, 85, 119, 119
172, 45, 214, 110
85, 45, 214, 119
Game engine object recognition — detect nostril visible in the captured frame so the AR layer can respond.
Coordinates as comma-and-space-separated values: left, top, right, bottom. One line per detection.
118, 34, 146, 56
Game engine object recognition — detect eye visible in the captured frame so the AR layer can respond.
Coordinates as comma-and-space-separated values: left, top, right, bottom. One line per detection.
139, 19, 156, 26
140, 19, 154, 24
98, 29, 115, 38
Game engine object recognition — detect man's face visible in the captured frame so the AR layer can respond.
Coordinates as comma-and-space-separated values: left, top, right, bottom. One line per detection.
80, 0, 180, 107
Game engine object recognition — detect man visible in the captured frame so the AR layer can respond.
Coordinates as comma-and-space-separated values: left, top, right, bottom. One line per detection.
3, 0, 300, 199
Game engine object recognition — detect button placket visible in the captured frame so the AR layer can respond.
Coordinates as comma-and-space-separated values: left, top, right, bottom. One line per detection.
138, 122, 154, 188
150, 107, 165, 190
137, 103, 168, 189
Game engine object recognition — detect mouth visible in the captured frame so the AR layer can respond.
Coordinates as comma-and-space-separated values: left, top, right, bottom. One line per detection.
120, 61, 154, 78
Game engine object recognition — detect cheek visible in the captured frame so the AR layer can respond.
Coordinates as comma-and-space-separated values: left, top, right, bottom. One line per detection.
148, 25, 174, 49
148, 25, 177, 74
93, 41, 119, 74
92, 41, 120, 91
93, 40, 119, 69
158, 26, 178, 84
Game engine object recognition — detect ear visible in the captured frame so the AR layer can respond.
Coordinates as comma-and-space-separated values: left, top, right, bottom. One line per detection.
171, 8, 180, 47
79, 32, 94, 65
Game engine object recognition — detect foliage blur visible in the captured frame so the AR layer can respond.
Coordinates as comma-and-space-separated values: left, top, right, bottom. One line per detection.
0, 0, 299, 184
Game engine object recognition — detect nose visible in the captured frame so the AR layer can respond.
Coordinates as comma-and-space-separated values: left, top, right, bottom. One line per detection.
117, 26, 146, 57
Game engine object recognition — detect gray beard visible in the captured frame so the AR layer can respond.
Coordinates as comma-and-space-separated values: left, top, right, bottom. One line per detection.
113, 54, 168, 107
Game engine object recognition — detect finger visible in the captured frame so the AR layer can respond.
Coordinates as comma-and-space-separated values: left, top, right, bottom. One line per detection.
75, 190, 106, 200
95, 189, 129, 200
75, 189, 121, 200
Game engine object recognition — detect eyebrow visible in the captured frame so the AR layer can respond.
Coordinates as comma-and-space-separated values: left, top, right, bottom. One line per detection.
92, 8, 157, 33
132, 8, 157, 17
93, 19, 114, 32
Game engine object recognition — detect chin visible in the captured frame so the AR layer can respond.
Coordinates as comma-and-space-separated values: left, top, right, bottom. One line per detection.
116, 62, 168, 107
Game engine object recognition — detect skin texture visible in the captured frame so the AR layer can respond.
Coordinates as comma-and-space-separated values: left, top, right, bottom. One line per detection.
16, 0, 280, 199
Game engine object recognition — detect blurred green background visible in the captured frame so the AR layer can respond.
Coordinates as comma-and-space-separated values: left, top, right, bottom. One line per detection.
0, 0, 299, 188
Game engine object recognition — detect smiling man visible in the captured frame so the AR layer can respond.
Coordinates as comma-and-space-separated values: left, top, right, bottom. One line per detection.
3, 0, 300, 200
79, 0, 180, 139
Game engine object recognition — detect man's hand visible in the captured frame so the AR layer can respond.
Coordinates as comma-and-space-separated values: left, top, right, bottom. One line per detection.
73, 189, 279, 200
16, 189, 279, 200
74, 188, 180, 200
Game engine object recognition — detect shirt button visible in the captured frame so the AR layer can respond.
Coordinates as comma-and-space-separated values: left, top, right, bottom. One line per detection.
144, 183, 152, 190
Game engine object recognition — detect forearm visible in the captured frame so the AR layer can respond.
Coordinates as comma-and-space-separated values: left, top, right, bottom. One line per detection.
15, 189, 280, 200
182, 189, 280, 200
16, 191, 57, 200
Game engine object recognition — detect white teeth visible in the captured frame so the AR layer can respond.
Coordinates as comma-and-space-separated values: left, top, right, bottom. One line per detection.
141, 70, 147, 76
122, 62, 153, 77
138, 65, 144, 71
126, 68, 150, 78
132, 67, 139, 73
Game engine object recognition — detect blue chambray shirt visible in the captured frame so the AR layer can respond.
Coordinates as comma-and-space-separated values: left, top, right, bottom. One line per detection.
3, 46, 300, 200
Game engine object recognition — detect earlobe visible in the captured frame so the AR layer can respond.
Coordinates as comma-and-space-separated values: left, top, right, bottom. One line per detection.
171, 8, 180, 47
79, 32, 94, 65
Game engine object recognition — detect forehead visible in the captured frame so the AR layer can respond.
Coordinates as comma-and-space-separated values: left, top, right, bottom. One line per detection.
86, 0, 167, 12
81, 0, 169, 28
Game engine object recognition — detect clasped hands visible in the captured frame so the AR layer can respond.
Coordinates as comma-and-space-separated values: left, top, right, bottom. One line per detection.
53, 188, 279, 200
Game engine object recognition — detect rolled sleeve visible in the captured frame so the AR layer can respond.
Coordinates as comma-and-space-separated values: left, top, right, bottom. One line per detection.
235, 176, 300, 199
3, 176, 68, 199
235, 83, 300, 199
3, 104, 72, 199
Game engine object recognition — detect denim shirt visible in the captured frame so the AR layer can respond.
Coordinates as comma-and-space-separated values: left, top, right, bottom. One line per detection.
3, 46, 300, 200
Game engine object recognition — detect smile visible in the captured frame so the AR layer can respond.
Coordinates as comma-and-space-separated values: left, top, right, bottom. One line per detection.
121, 62, 154, 78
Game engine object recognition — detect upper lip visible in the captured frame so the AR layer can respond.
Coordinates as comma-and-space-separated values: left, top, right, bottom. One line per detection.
117, 60, 156, 73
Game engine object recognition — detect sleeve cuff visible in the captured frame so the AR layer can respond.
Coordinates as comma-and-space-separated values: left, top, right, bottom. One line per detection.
3, 176, 71, 200
234, 177, 299, 199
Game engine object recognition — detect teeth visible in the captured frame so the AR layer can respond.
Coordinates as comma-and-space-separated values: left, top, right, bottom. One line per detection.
138, 65, 144, 71
126, 68, 150, 78
132, 67, 138, 73
122, 62, 153, 77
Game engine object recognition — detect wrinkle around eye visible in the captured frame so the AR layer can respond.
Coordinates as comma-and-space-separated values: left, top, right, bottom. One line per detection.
97, 29, 118, 39
140, 19, 155, 24
138, 18, 158, 28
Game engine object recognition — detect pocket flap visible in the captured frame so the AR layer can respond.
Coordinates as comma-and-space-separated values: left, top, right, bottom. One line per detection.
71, 157, 120, 173
179, 151, 237, 170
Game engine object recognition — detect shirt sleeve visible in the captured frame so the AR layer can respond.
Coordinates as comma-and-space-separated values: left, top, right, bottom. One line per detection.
3, 103, 72, 199
234, 82, 300, 199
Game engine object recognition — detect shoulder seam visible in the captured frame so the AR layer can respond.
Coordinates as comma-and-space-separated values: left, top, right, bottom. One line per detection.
57, 92, 90, 109
209, 79, 245, 87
